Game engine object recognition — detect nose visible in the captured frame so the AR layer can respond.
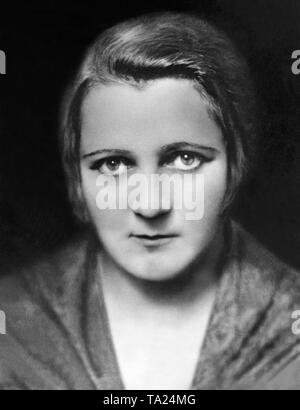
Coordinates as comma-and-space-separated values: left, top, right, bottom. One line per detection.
133, 203, 171, 220
128, 172, 172, 219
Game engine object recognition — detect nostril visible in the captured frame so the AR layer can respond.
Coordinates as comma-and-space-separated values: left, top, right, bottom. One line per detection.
133, 206, 171, 220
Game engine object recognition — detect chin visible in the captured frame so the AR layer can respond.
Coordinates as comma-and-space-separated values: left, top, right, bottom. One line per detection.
123, 254, 194, 282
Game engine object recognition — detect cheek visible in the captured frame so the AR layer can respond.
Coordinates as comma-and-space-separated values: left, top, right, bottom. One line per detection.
177, 159, 227, 223
80, 171, 98, 215
180, 161, 227, 249
81, 170, 129, 235
203, 159, 227, 215
92, 210, 128, 238
177, 159, 227, 233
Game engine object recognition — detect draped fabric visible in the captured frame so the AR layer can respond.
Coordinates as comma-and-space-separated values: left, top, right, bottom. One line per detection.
0, 220, 300, 390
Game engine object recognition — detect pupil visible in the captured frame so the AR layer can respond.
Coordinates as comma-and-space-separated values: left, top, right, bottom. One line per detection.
182, 154, 194, 165
107, 159, 120, 170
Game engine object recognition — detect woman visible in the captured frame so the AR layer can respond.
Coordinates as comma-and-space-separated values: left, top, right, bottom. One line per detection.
0, 11, 300, 390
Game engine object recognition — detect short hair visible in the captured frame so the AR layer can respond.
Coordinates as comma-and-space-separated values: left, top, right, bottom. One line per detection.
60, 11, 257, 223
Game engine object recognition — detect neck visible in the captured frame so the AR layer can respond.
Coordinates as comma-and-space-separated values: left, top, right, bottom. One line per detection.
97, 225, 226, 319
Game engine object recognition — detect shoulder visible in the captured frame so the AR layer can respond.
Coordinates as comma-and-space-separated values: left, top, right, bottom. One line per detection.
232, 220, 300, 308
229, 221, 300, 389
0, 232, 93, 389
0, 230, 90, 299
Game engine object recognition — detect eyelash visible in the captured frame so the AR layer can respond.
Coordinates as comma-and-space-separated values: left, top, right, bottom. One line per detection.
89, 151, 210, 174
89, 157, 133, 173
164, 151, 206, 170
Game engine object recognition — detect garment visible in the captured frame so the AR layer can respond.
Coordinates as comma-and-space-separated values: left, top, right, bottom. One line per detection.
0, 220, 300, 390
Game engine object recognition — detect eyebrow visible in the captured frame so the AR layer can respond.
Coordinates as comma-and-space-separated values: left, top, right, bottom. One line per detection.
81, 142, 218, 159
82, 148, 133, 159
159, 142, 218, 155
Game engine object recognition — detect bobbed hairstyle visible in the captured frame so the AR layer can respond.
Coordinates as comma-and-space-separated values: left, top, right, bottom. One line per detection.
60, 11, 257, 223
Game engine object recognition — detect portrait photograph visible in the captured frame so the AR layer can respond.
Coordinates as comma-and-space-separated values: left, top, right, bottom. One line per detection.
0, 0, 300, 392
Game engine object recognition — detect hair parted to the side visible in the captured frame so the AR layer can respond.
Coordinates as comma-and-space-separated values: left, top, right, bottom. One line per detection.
59, 11, 257, 223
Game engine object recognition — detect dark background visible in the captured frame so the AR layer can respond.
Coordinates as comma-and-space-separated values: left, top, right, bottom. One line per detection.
0, 0, 299, 270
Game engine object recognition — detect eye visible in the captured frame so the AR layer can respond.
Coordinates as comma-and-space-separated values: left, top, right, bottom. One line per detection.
90, 157, 132, 176
166, 152, 203, 171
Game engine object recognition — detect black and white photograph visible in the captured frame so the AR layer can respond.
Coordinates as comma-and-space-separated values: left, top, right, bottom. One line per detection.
0, 0, 300, 392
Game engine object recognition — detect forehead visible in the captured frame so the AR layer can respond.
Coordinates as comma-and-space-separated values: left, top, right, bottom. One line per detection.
81, 78, 223, 153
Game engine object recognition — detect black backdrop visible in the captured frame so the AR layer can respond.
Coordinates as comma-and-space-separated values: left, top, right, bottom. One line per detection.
0, 0, 299, 270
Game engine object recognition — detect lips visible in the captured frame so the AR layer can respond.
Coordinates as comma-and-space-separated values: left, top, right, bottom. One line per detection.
133, 234, 175, 240
130, 233, 178, 247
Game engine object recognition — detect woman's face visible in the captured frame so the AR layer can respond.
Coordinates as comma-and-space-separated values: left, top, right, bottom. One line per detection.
80, 78, 227, 281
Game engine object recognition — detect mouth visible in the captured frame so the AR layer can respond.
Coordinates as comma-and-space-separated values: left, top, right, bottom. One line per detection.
130, 233, 178, 247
